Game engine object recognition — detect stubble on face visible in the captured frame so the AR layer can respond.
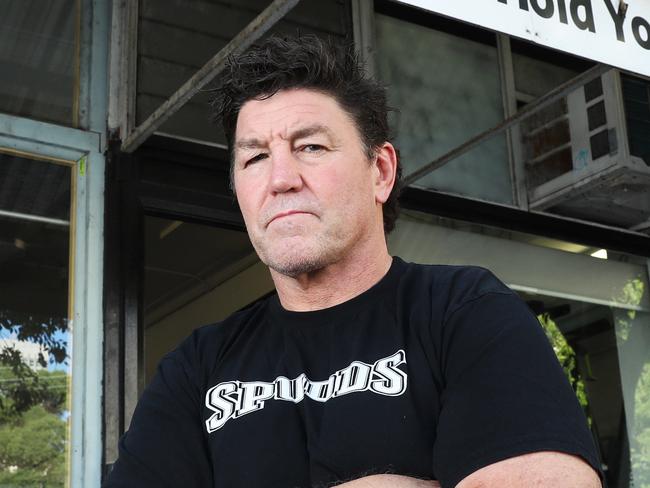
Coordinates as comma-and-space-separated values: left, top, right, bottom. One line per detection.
259, 240, 329, 278
253, 212, 351, 278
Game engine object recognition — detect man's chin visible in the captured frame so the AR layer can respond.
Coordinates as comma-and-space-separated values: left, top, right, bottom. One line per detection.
253, 235, 343, 278
260, 246, 332, 278
266, 256, 327, 278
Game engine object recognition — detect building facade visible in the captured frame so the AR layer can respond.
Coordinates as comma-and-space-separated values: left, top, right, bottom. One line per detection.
0, 0, 649, 486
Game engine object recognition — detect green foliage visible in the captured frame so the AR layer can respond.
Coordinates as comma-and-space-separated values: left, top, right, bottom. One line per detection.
0, 309, 69, 422
0, 405, 67, 487
0, 357, 67, 424
537, 313, 591, 421
614, 278, 644, 343
0, 311, 70, 484
0, 367, 69, 485
612, 277, 649, 487
630, 363, 650, 488
0, 311, 67, 366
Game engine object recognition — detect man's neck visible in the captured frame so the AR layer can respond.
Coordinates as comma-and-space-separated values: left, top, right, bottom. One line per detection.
270, 249, 393, 312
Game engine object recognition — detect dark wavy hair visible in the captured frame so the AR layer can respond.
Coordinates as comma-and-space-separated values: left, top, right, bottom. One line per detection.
210, 34, 402, 234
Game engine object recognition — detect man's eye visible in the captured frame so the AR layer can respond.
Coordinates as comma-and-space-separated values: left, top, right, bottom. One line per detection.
301, 144, 325, 153
245, 153, 267, 166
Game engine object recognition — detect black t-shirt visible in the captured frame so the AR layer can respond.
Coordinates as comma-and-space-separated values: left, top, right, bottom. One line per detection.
104, 257, 602, 488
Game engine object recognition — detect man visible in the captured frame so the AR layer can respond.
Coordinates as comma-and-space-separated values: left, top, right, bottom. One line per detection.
105, 35, 603, 487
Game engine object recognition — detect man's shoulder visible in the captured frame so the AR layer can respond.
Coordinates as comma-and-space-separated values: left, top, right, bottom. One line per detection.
164, 294, 274, 373
396, 258, 515, 315
194, 292, 273, 338
400, 259, 510, 293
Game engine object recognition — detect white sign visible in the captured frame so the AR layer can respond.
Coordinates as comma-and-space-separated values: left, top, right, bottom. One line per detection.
396, 0, 650, 77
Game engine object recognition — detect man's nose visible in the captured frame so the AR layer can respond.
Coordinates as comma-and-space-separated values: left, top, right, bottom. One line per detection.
269, 149, 303, 194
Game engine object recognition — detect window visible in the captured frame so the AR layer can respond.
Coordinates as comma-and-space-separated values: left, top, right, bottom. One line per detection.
374, 8, 512, 204
0, 152, 74, 486
0, 0, 80, 126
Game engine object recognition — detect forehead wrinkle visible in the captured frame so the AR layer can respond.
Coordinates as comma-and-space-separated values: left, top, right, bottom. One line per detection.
234, 112, 294, 152
236, 122, 335, 152
235, 96, 348, 156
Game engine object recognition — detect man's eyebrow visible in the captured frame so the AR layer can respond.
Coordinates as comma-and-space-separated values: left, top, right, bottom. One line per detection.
235, 138, 266, 151
235, 124, 336, 152
289, 124, 336, 142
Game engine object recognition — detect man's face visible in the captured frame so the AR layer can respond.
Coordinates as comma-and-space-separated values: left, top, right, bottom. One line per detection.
233, 88, 382, 277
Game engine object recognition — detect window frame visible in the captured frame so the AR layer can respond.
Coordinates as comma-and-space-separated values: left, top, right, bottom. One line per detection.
0, 118, 104, 488
0, 0, 109, 485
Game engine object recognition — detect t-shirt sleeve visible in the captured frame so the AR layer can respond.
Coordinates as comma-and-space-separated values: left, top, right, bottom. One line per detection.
102, 350, 212, 487
432, 287, 603, 488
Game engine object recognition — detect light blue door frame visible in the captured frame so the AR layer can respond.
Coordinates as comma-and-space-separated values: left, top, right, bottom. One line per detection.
0, 118, 105, 488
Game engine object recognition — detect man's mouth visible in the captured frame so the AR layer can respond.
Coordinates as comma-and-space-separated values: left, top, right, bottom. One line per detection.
267, 210, 315, 226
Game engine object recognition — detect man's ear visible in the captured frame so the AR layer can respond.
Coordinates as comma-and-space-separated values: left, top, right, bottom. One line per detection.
373, 142, 398, 204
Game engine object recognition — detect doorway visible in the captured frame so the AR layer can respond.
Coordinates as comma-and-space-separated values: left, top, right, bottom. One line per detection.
142, 216, 272, 384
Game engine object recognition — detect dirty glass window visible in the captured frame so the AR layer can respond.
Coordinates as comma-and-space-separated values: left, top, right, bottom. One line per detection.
0, 152, 73, 486
0, 0, 80, 126
375, 11, 513, 204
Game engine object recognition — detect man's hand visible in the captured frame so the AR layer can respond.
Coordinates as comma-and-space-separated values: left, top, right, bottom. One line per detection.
335, 475, 440, 487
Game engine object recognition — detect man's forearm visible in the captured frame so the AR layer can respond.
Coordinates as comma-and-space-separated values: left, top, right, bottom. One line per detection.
335, 475, 440, 488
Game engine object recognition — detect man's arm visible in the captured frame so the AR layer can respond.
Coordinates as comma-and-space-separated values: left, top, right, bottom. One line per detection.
103, 351, 212, 487
454, 451, 601, 488
335, 451, 600, 488
335, 474, 439, 487
429, 284, 603, 486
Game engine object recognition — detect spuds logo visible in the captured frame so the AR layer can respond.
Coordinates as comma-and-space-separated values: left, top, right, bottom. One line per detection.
204, 350, 408, 433
497, 0, 650, 49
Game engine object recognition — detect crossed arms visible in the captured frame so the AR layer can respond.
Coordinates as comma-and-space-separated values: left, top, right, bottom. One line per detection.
338, 452, 601, 488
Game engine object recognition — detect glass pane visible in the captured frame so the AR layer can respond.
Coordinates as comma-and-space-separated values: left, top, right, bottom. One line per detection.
524, 295, 650, 488
389, 211, 650, 486
143, 216, 271, 384
136, 0, 348, 145
513, 51, 580, 100
0, 0, 79, 126
615, 304, 650, 488
0, 152, 73, 486
375, 13, 512, 204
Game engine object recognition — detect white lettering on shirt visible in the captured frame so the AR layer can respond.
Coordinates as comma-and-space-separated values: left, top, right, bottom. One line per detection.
204, 350, 407, 433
